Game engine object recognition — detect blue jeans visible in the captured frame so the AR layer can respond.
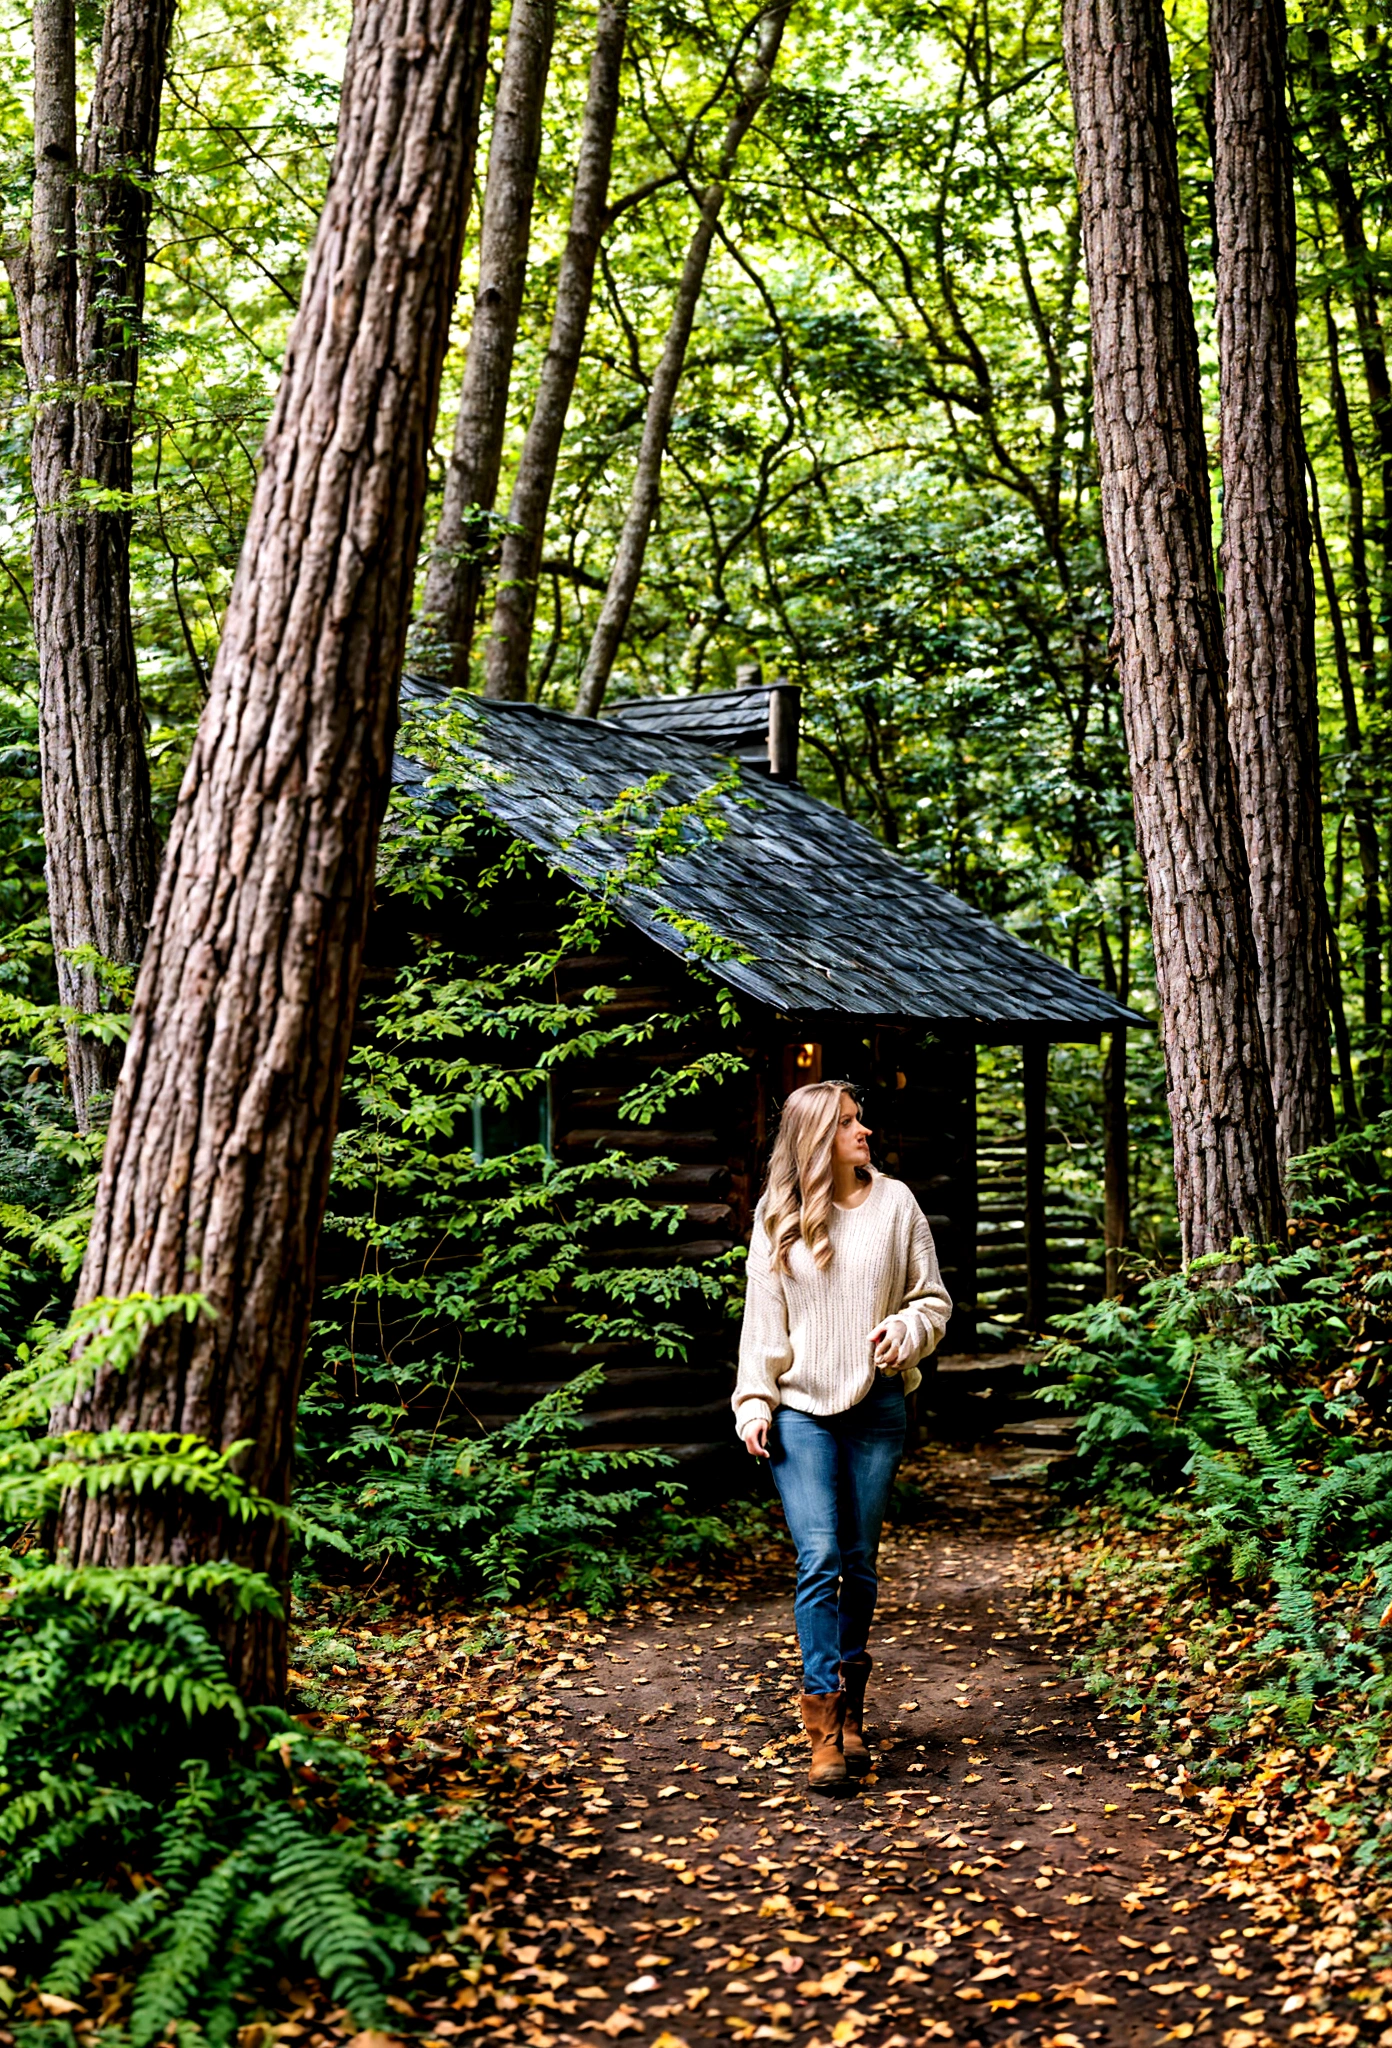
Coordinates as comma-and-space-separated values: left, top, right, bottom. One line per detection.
768, 1376, 907, 1694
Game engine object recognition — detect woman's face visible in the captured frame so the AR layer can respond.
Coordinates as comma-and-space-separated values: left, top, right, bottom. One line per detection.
833, 1092, 872, 1169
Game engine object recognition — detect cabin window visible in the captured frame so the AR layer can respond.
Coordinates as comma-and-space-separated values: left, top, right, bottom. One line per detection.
782, 1041, 823, 1094
471, 1083, 552, 1162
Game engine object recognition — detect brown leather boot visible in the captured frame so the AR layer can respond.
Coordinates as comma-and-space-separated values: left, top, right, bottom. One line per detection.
839, 1654, 872, 1777
799, 1690, 848, 1790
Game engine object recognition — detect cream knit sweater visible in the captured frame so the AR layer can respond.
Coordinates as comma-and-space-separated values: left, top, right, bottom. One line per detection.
732, 1171, 953, 1441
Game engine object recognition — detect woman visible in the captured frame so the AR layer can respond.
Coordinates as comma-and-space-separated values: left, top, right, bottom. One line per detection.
733, 1080, 952, 1791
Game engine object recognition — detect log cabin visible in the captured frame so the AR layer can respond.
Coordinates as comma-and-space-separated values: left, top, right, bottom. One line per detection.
355, 676, 1139, 1476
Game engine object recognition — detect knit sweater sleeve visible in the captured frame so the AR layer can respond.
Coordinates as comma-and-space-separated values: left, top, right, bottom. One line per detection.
893, 1194, 953, 1369
732, 1207, 792, 1440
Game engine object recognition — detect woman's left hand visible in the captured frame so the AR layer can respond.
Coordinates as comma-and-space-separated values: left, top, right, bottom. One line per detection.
869, 1316, 908, 1371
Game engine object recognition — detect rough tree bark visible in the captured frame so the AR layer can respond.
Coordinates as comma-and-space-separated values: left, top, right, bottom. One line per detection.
54, 0, 484, 1702
482, 0, 628, 702
573, 0, 791, 719
9, 0, 170, 1132
1063, 0, 1283, 1259
1305, 26, 1392, 702
1308, 446, 1378, 1117
1211, 0, 1334, 1170
418, 0, 556, 687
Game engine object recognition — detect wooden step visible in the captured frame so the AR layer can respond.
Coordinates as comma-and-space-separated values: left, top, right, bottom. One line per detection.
997, 1418, 1081, 1448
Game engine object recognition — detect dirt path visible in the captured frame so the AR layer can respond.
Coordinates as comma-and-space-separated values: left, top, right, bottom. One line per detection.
418, 1446, 1298, 2048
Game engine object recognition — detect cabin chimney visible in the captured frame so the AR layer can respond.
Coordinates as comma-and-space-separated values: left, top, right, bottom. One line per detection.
768, 679, 800, 782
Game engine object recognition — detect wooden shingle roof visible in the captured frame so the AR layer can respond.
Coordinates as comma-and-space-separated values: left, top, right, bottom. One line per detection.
393, 681, 1139, 1035
604, 683, 774, 751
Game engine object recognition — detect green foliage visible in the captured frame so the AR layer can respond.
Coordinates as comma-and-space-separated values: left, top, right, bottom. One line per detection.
0, 1570, 495, 2042
0, 1294, 497, 2037
0, 0, 1382, 1293
0, 752, 749, 2023
1037, 1122, 1392, 1724
0, 921, 100, 1352
1286, 1107, 1392, 1225
300, 1363, 730, 1608
296, 741, 747, 1604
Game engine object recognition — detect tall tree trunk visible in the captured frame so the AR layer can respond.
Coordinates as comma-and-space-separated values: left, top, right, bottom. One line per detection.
573, 0, 791, 720
1062, 0, 1283, 1259
1305, 29, 1392, 1106
1322, 301, 1385, 1105
54, 0, 483, 1704
1211, 0, 1334, 1169
418, 0, 556, 687
483, 0, 628, 702
1305, 26, 1392, 700
1309, 447, 1379, 1114
7, 0, 168, 1132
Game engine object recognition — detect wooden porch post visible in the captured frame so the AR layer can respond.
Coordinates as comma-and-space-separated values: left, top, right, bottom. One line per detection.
1103, 1026, 1130, 1296
1024, 1039, 1048, 1331
960, 1042, 979, 1350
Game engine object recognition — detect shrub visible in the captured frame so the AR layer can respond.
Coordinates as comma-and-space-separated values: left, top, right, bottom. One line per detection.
1034, 1123, 1392, 1721
0, 1297, 498, 2039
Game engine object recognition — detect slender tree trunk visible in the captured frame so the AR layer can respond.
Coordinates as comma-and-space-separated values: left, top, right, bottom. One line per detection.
1309, 449, 1379, 1111
483, 0, 628, 702
1306, 27, 1392, 698
7, 0, 168, 1131
573, 0, 791, 719
1211, 0, 1334, 1169
1327, 916, 1358, 1123
418, 0, 556, 687
54, 0, 484, 1703
1323, 305, 1386, 1109
1063, 0, 1283, 1259
1305, 28, 1392, 1096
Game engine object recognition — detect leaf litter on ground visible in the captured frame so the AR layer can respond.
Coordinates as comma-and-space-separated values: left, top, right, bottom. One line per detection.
4, 1441, 1374, 2045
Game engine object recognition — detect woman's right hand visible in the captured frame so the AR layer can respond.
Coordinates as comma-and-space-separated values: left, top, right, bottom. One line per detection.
744, 1420, 770, 1459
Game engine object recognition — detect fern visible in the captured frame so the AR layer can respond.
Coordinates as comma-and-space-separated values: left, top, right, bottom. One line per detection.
44, 1888, 168, 2000
259, 1806, 397, 2019
0, 1889, 106, 1947
0, 1567, 499, 2035
0, 1300, 496, 2032
1042, 1159, 1392, 1727
126, 1858, 242, 2044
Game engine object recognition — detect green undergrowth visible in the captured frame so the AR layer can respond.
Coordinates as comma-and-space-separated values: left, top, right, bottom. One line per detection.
0, 1297, 501, 2044
1023, 1116, 1392, 1883
292, 714, 754, 1608
0, 741, 759, 2032
1021, 1523, 1392, 2020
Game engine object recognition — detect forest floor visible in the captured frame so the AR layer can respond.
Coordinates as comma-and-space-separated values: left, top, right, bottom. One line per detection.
282, 1442, 1377, 2048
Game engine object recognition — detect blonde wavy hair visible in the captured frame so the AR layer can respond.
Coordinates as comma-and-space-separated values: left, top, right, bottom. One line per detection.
762, 1079, 867, 1275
